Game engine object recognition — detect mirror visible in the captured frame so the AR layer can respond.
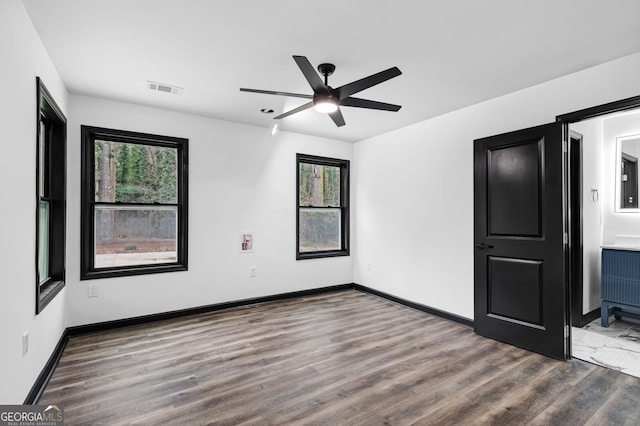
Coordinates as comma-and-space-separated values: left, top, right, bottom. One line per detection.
616, 134, 640, 211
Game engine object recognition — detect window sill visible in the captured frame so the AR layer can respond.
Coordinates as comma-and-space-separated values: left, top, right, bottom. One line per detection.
37, 279, 65, 314
81, 263, 188, 280
297, 250, 350, 260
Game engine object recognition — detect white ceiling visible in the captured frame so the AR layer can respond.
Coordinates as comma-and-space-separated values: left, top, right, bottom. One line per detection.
22, 0, 640, 142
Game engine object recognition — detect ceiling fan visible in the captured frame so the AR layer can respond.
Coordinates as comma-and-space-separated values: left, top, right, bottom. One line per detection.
240, 55, 402, 127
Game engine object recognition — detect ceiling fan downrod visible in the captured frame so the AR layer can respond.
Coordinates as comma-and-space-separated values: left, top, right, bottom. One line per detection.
317, 63, 335, 86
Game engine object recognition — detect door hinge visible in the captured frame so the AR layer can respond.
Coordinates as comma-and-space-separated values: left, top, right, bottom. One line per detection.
562, 141, 568, 153
563, 232, 568, 245
565, 325, 570, 339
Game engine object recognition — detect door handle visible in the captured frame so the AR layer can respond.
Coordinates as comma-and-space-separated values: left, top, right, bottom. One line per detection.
475, 243, 494, 250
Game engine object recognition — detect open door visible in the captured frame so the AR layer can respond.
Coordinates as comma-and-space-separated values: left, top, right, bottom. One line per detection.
474, 122, 569, 360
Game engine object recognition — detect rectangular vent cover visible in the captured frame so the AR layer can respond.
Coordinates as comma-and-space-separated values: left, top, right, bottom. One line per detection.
147, 81, 183, 95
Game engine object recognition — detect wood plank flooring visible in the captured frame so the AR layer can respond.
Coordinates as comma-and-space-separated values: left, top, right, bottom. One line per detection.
39, 290, 640, 425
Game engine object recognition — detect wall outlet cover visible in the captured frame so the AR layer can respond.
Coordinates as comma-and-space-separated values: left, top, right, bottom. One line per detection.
88, 284, 99, 298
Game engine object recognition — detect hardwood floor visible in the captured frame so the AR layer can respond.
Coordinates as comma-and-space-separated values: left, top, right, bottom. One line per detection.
40, 290, 640, 425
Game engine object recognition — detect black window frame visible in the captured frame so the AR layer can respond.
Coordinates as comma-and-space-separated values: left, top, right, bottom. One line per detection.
296, 153, 350, 260
36, 77, 66, 314
80, 125, 189, 280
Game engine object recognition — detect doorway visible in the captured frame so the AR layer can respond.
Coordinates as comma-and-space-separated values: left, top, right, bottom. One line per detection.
559, 98, 640, 378
568, 131, 585, 328
559, 96, 640, 322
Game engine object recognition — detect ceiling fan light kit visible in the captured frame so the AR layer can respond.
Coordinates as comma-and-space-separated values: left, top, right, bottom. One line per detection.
240, 55, 402, 127
314, 96, 339, 113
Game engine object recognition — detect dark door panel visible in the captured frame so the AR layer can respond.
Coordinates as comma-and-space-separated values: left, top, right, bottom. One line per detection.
488, 256, 543, 326
474, 122, 568, 360
488, 139, 542, 237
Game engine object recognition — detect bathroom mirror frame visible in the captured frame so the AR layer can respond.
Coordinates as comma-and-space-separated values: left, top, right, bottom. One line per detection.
615, 133, 640, 212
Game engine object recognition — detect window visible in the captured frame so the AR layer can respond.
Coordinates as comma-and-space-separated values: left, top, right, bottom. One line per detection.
36, 77, 66, 313
297, 154, 350, 259
81, 126, 188, 279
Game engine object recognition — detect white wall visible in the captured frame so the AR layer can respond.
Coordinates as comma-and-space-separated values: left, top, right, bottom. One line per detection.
66, 95, 354, 326
570, 119, 604, 314
0, 0, 68, 404
354, 52, 640, 320
602, 110, 640, 244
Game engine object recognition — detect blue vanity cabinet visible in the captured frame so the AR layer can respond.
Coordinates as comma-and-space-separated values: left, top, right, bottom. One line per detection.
601, 248, 640, 326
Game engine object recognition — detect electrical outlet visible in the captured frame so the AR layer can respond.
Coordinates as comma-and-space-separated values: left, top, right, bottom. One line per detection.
22, 331, 29, 356
88, 284, 99, 298
250, 267, 257, 277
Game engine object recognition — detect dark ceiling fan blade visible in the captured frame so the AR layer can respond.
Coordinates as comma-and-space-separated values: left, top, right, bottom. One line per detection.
340, 97, 402, 111
337, 67, 402, 100
240, 88, 312, 99
328, 108, 346, 127
293, 55, 326, 93
273, 101, 314, 120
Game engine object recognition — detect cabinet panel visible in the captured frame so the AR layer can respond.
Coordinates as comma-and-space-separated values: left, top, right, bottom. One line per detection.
601, 249, 640, 326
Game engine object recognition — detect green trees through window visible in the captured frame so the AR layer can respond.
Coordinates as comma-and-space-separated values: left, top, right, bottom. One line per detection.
93, 140, 178, 267
299, 163, 341, 252
297, 154, 349, 259
81, 126, 188, 280
95, 141, 177, 204
298, 163, 340, 208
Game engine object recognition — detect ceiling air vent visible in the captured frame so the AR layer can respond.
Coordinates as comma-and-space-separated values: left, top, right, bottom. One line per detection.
147, 81, 183, 95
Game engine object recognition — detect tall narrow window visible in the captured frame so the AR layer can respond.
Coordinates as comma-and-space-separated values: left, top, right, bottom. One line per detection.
297, 154, 350, 260
36, 77, 66, 313
81, 126, 188, 280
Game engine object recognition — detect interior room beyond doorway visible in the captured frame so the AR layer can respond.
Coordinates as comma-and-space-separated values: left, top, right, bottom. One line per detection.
569, 107, 640, 377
